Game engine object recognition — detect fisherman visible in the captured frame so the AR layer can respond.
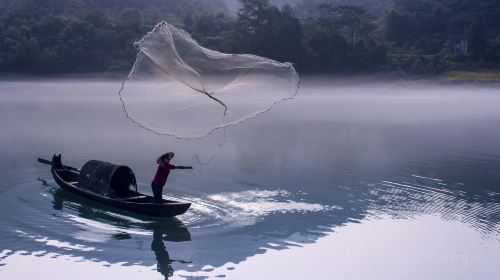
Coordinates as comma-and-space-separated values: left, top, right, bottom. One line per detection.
152, 152, 192, 202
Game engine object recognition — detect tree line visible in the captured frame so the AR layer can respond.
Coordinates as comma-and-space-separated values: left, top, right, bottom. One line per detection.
1, 0, 499, 75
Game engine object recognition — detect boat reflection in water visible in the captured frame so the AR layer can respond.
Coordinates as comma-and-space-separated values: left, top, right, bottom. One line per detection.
50, 187, 192, 279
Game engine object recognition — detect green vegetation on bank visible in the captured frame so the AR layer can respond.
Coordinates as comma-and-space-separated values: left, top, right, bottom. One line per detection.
0, 0, 499, 75
442, 70, 500, 82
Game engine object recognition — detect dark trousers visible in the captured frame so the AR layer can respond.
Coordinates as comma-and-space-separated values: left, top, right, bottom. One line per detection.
151, 183, 164, 202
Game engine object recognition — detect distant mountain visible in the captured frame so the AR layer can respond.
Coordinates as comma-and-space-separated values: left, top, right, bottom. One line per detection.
0, 0, 391, 16
0, 0, 229, 15
0, 0, 12, 12
295, 0, 393, 16
221, 0, 300, 11
86, 0, 229, 13
221, 0, 392, 15
220, 0, 239, 11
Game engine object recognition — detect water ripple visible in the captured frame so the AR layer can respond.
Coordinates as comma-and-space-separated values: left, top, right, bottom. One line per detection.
173, 189, 335, 228
367, 175, 500, 236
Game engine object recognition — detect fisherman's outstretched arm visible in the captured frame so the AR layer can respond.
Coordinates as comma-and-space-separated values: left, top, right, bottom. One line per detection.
174, 165, 193, 169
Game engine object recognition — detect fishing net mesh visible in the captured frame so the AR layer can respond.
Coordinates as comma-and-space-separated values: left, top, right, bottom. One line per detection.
119, 22, 300, 138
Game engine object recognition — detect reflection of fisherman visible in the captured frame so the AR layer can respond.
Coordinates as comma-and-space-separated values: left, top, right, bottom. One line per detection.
151, 225, 192, 280
151, 230, 174, 279
152, 152, 193, 203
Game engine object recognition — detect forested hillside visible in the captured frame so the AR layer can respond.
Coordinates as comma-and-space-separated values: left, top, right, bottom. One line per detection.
0, 0, 228, 72
0, 0, 499, 75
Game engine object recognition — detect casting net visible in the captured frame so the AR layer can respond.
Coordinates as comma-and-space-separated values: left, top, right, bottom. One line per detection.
119, 22, 300, 138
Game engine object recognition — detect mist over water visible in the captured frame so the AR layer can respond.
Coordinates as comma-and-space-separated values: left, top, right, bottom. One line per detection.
0, 78, 499, 279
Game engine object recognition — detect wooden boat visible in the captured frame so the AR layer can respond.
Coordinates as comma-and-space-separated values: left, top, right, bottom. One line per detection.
38, 155, 191, 217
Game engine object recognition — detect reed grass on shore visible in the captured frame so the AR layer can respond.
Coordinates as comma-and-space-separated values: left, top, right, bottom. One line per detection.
443, 70, 500, 82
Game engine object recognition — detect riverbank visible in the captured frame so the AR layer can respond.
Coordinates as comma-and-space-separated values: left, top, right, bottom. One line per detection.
439, 70, 500, 84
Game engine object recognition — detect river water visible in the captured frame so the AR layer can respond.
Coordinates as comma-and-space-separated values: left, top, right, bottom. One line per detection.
0, 78, 499, 279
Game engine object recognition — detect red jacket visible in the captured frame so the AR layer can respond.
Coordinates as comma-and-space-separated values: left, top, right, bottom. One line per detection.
152, 164, 176, 186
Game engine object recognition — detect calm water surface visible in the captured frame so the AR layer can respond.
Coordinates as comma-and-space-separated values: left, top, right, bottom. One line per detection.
0, 79, 499, 279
